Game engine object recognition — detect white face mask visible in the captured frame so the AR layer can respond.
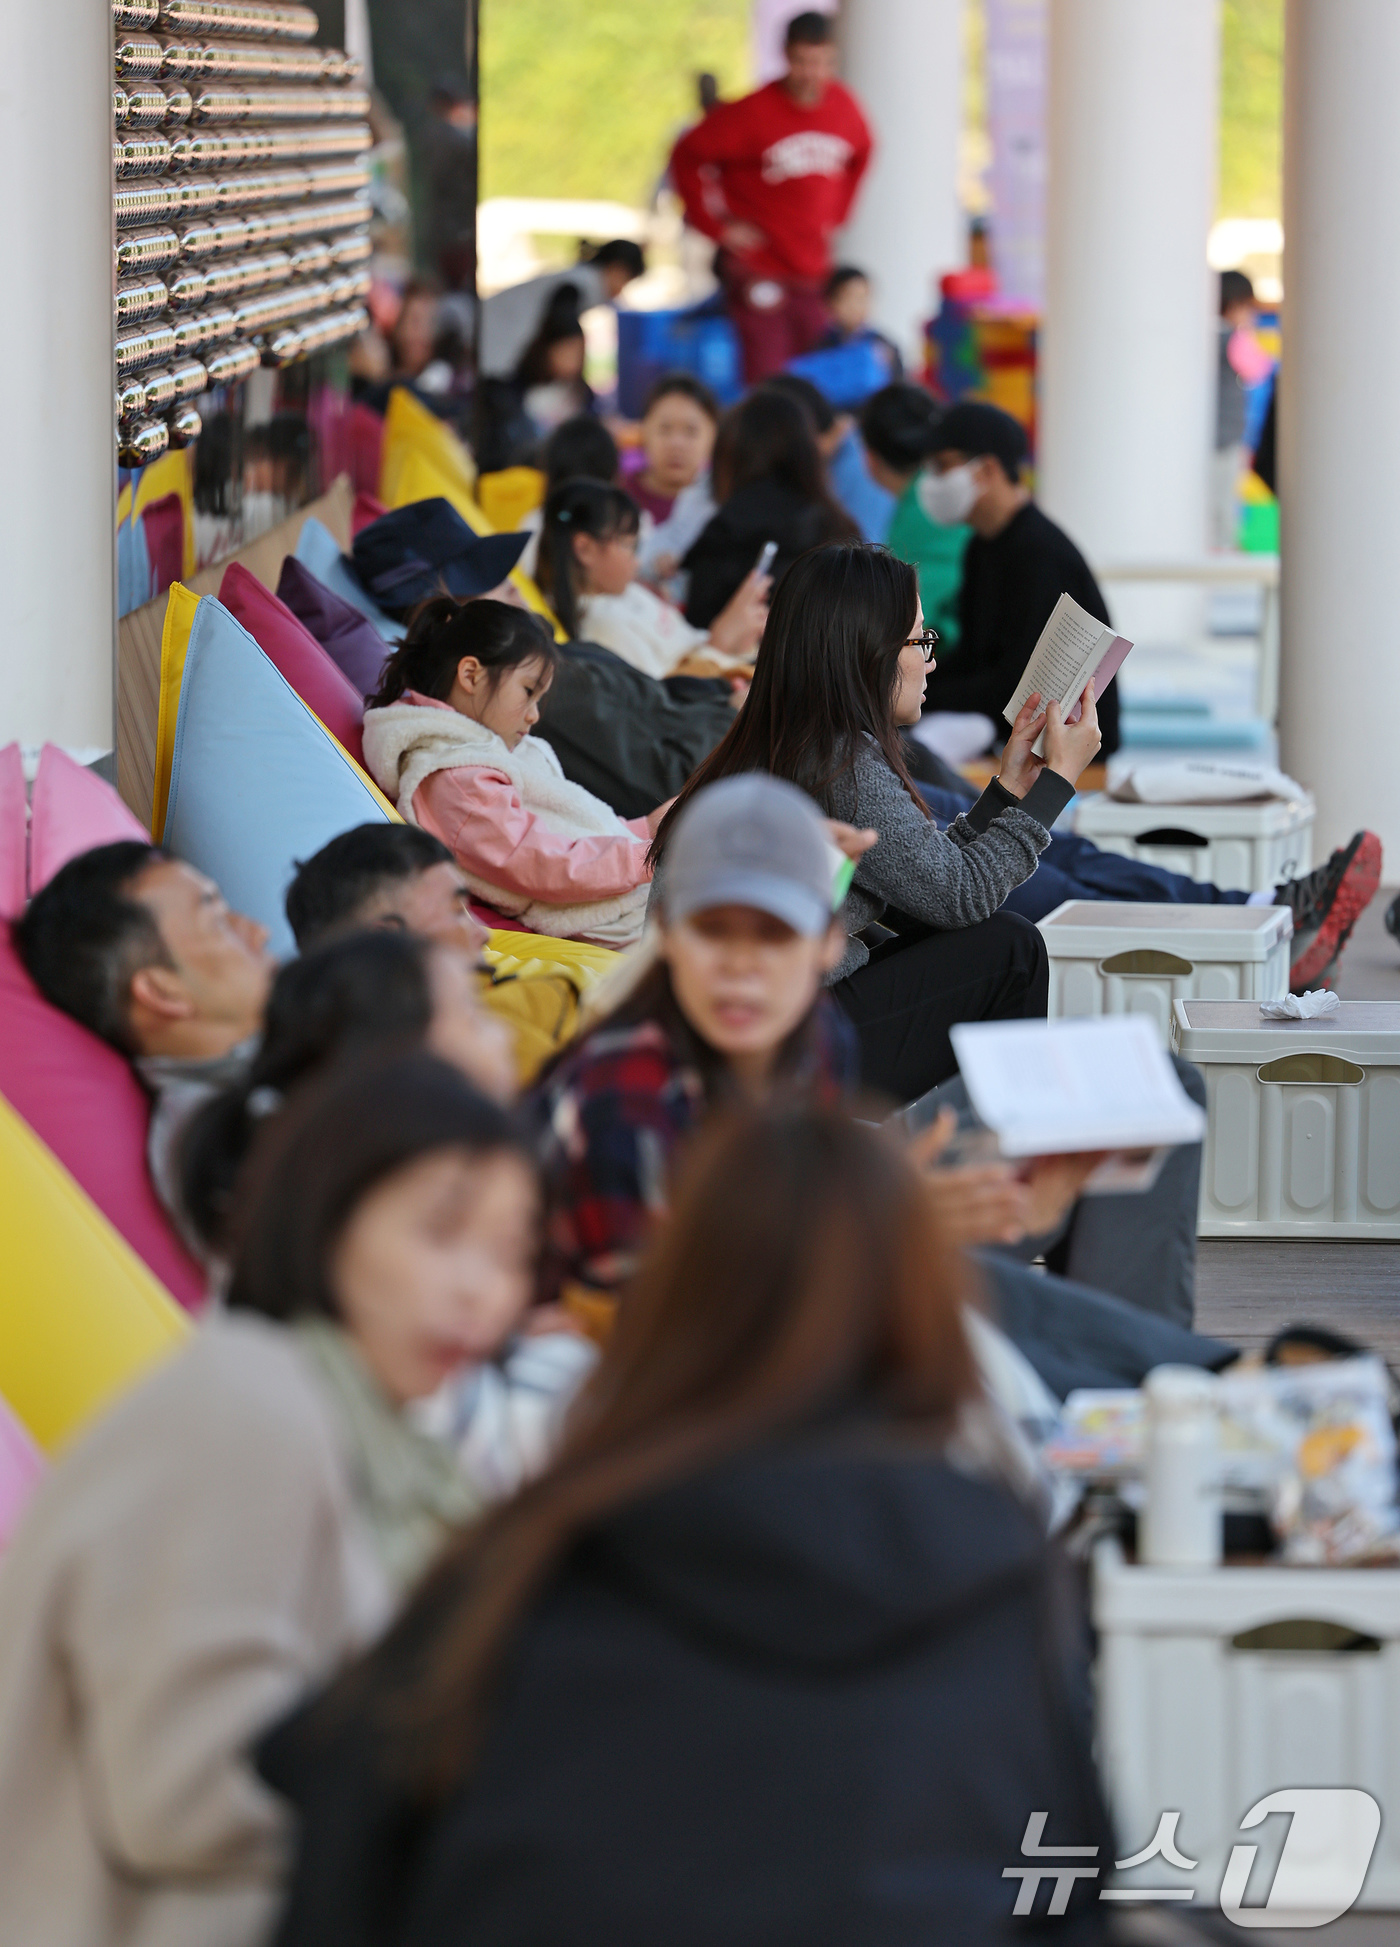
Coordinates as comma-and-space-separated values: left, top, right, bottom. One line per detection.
917, 461, 980, 527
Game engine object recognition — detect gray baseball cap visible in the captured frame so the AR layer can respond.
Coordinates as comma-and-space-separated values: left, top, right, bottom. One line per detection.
662, 774, 835, 937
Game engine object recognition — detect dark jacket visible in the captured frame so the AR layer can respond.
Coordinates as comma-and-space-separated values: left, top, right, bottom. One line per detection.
535, 641, 735, 818
922, 501, 1120, 758
683, 477, 854, 628
259, 1422, 1111, 1947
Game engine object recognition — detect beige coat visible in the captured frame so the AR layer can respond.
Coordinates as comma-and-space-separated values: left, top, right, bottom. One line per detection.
0, 1314, 390, 1947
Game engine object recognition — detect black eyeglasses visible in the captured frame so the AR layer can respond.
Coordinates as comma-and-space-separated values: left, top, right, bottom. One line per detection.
905, 628, 940, 663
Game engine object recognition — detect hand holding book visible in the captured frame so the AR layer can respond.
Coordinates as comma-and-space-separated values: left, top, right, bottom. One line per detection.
1003, 591, 1133, 762
997, 685, 1102, 796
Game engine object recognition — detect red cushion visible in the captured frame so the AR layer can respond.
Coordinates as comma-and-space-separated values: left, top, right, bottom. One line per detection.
0, 744, 24, 923
352, 488, 388, 536
0, 939, 205, 1309
141, 491, 186, 603
30, 745, 150, 893
349, 406, 385, 503
470, 900, 531, 932
218, 562, 367, 766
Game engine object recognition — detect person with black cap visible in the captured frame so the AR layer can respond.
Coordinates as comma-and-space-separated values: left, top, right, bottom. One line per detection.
918, 401, 1120, 757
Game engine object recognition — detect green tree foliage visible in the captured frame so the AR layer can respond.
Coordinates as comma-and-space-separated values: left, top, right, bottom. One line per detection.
479, 0, 751, 207
1219, 0, 1283, 218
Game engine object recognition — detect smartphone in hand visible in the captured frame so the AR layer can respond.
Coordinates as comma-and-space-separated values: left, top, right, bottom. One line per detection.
754, 540, 778, 579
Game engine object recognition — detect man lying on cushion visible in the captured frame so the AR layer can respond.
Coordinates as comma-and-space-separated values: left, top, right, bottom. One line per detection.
15, 842, 273, 1226
14, 840, 512, 1224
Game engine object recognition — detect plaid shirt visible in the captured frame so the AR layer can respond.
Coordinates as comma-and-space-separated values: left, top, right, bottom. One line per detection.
531, 1001, 858, 1298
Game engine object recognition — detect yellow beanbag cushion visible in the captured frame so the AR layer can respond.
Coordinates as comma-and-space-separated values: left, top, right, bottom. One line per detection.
0, 1094, 188, 1453
480, 932, 619, 1084
477, 466, 547, 533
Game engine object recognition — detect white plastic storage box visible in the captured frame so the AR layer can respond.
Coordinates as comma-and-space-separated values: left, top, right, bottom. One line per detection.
1038, 902, 1292, 1044
1171, 999, 1400, 1237
1074, 792, 1314, 893
1094, 1536, 1400, 1910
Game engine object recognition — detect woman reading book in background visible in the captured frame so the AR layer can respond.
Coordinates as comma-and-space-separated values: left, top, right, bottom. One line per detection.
650, 543, 1103, 1102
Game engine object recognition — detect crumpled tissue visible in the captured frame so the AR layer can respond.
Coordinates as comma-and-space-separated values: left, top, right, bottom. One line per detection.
1260, 990, 1342, 1020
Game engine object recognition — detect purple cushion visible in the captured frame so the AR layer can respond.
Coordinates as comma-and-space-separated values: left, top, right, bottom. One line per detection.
277, 554, 393, 701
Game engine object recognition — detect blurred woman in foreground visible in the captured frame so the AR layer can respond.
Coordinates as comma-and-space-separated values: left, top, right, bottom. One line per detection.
261, 1103, 1111, 1946
0, 1054, 538, 1947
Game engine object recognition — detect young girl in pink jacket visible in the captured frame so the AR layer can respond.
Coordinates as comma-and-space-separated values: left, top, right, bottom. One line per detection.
361, 599, 666, 946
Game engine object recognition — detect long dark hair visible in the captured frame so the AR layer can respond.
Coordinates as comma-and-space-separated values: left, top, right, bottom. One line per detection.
366, 596, 556, 711
341, 1103, 976, 1794
651, 542, 927, 865
513, 301, 590, 391
535, 477, 640, 640
178, 930, 442, 1255
710, 387, 856, 542
225, 1048, 530, 1324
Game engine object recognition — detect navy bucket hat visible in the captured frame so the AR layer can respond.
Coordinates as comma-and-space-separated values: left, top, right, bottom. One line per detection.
352, 498, 530, 615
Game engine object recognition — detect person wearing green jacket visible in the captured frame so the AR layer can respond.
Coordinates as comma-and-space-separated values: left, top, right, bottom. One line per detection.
860, 383, 969, 651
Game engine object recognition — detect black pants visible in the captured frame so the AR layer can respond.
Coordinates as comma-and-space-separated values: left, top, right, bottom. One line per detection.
832, 911, 1049, 1104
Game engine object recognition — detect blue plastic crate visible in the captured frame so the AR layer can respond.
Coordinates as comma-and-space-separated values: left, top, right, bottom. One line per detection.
616, 307, 744, 419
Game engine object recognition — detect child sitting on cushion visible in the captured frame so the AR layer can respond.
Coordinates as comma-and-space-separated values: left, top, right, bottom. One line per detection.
360, 597, 664, 947
537, 477, 767, 682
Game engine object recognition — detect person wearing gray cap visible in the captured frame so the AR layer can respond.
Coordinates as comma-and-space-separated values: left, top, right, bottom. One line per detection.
532, 771, 1232, 1371
917, 401, 1119, 757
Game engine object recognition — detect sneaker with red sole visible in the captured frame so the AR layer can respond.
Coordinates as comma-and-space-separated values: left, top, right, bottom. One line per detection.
1277, 830, 1383, 991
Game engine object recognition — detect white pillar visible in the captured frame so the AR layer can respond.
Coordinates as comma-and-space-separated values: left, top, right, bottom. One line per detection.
0, 0, 116, 752
838, 0, 963, 362
1279, 0, 1400, 859
1038, 0, 1218, 613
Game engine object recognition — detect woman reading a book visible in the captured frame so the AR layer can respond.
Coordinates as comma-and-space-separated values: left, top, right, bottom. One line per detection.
648, 541, 1104, 1102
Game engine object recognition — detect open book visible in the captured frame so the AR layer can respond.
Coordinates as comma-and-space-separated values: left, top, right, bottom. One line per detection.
1003, 591, 1133, 758
947, 1014, 1206, 1159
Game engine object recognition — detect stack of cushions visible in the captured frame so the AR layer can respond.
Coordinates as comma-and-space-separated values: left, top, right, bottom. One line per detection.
0, 742, 193, 1478
156, 586, 399, 958
219, 562, 368, 766
293, 514, 401, 642
0, 744, 205, 1310
378, 388, 562, 637
277, 553, 391, 700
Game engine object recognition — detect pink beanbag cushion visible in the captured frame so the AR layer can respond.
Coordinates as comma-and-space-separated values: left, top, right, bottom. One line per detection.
0, 939, 205, 1308
30, 745, 149, 892
0, 1394, 42, 1550
0, 744, 24, 922
218, 561, 368, 766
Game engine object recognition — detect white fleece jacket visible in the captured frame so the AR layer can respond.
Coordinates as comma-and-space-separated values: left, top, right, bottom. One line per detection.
361, 700, 653, 946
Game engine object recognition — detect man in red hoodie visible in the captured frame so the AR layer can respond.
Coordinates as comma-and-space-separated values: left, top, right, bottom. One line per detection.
669, 12, 873, 382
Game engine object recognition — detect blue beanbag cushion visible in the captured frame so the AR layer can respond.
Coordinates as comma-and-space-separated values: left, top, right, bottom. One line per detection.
161, 595, 396, 957
293, 516, 401, 643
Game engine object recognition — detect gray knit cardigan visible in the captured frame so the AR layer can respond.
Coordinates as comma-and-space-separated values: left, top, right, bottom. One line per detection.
822, 739, 1074, 981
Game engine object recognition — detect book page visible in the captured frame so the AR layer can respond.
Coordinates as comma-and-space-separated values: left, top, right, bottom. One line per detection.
948, 1015, 1207, 1157
1003, 591, 1108, 727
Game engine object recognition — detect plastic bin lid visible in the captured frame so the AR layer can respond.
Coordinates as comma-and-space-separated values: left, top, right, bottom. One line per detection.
1038, 900, 1292, 960
1075, 794, 1313, 834
1172, 998, 1400, 1062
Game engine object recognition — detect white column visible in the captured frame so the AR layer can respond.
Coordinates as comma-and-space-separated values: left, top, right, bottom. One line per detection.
1279, 1, 1400, 859
838, 0, 963, 363
1038, 0, 1218, 614
0, 0, 115, 752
